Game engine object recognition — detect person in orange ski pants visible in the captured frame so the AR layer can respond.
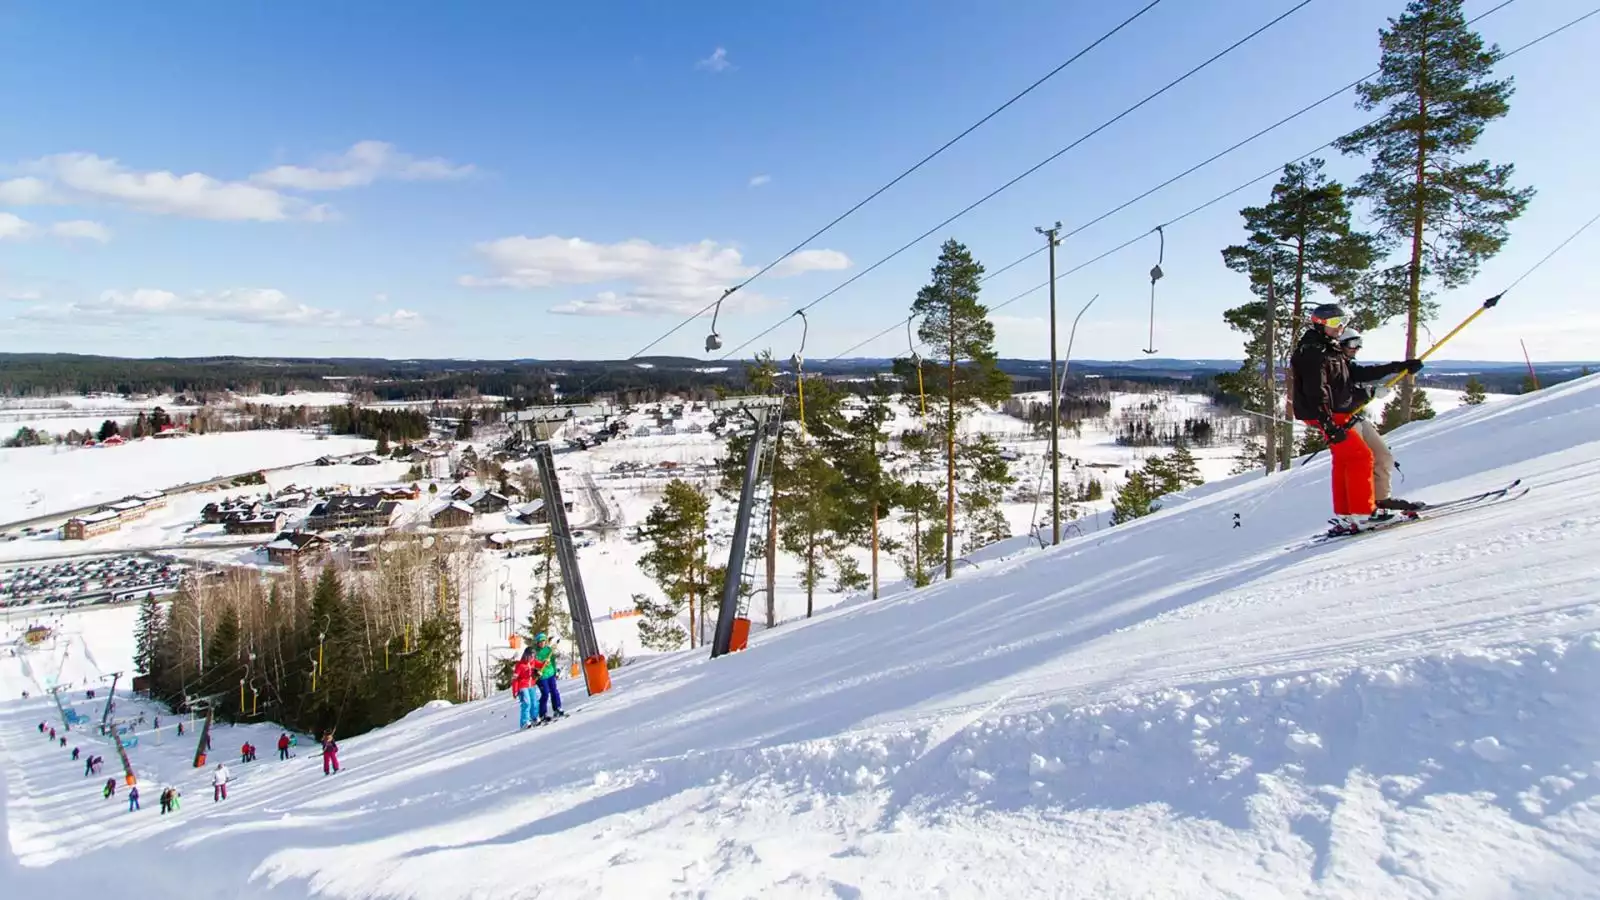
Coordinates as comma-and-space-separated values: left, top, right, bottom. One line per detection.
1289, 303, 1421, 534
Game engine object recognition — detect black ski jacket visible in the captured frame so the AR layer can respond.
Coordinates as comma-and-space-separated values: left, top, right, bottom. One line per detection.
1289, 328, 1407, 423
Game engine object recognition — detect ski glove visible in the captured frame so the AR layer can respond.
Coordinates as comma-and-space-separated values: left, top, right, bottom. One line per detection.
1323, 424, 1348, 444
1402, 359, 1423, 374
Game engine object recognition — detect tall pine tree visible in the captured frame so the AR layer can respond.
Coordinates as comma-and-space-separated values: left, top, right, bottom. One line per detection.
898, 239, 1010, 578
1336, 0, 1533, 426
133, 595, 163, 678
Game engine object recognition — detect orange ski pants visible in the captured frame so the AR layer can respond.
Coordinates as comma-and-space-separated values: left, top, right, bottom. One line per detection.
1310, 412, 1375, 516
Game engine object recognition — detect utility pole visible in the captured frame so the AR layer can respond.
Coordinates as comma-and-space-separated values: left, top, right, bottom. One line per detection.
1264, 275, 1278, 474
1036, 222, 1063, 544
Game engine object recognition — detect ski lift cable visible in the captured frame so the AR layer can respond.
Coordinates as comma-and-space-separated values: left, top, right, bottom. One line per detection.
815, 0, 1551, 362
628, 0, 1172, 364
714, 0, 1320, 363
960, 2, 1600, 325
1144, 225, 1165, 355
1501, 208, 1600, 294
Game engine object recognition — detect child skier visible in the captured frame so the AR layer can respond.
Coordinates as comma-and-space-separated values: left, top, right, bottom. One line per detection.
533, 633, 566, 725
128, 786, 140, 812
320, 732, 340, 776
212, 763, 230, 802
512, 647, 538, 730
277, 732, 292, 761
1337, 329, 1422, 514
1290, 304, 1422, 534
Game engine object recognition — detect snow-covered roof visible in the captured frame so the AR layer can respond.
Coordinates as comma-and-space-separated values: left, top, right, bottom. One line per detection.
430, 501, 475, 518
487, 530, 544, 545
132, 489, 165, 501
73, 510, 120, 524
105, 499, 144, 512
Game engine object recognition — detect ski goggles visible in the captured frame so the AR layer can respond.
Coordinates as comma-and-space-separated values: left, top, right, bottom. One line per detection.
1316, 314, 1348, 330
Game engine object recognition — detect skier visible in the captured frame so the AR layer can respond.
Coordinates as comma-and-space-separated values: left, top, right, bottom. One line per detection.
159, 787, 175, 815
277, 732, 291, 761
72, 747, 80, 761
58, 736, 66, 747
212, 763, 230, 802
320, 732, 340, 776
38, 722, 45, 733
512, 646, 538, 730
532, 633, 566, 725
103, 778, 116, 799
240, 742, 252, 763
1290, 304, 1422, 534
1337, 329, 1422, 514
128, 785, 140, 812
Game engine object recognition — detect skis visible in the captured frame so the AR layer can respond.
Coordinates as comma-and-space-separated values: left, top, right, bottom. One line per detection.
1291, 479, 1528, 550
528, 710, 573, 728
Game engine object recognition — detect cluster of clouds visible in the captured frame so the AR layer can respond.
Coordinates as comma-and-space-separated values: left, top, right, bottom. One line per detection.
4, 46, 822, 338
459, 235, 850, 317
7, 286, 424, 331
0, 140, 473, 227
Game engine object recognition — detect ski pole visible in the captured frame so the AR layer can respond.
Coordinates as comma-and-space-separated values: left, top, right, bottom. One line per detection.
1303, 292, 1501, 466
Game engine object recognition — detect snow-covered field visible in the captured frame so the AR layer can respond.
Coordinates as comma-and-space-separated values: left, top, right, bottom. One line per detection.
0, 432, 376, 526
1, 374, 1596, 897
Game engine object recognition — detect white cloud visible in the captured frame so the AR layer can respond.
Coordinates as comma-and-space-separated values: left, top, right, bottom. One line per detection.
0, 213, 113, 244
460, 234, 852, 317
49, 220, 112, 243
0, 176, 54, 205
372, 308, 423, 329
251, 141, 474, 192
67, 288, 354, 326
748, 174, 771, 188
696, 47, 732, 73
0, 213, 31, 240
12, 153, 316, 221
5, 289, 43, 302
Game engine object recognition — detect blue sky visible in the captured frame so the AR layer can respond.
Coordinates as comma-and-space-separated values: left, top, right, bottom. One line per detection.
1, 0, 1595, 364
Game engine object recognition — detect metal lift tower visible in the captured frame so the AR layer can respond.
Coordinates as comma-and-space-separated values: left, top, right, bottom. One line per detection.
710, 396, 783, 659
505, 402, 610, 694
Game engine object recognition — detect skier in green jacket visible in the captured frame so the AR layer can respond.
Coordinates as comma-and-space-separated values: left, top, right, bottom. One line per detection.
532, 633, 567, 724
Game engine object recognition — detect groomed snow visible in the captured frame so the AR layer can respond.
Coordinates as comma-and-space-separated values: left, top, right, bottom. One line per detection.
2, 376, 1598, 898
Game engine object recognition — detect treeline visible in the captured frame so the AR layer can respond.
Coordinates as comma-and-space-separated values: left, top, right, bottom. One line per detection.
133, 543, 474, 738
325, 405, 431, 442
1000, 395, 1113, 427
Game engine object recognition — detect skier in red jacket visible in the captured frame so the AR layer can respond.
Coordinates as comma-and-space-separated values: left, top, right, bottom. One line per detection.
512, 647, 538, 730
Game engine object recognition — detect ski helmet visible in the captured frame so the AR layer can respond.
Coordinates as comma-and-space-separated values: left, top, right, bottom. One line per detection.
1338, 327, 1362, 350
1309, 303, 1349, 330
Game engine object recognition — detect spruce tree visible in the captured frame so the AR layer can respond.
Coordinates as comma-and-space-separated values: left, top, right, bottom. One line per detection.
1110, 472, 1159, 525
1336, 0, 1533, 427
1461, 374, 1487, 405
1379, 385, 1436, 433
899, 239, 1010, 578
956, 434, 1014, 554
1519, 374, 1539, 394
133, 595, 163, 677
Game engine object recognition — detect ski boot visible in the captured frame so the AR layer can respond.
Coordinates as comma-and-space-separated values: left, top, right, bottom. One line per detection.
1325, 516, 1362, 537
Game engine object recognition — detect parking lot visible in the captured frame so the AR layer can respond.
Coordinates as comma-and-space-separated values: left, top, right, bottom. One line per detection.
0, 554, 189, 610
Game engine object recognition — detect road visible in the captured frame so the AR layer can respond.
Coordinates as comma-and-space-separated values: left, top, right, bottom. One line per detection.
0, 448, 372, 534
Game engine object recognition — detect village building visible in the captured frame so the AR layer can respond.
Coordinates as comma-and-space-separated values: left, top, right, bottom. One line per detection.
264, 531, 329, 565
485, 530, 546, 551
511, 497, 576, 525
306, 495, 401, 531
429, 501, 475, 529
469, 491, 511, 514
352, 455, 382, 467
104, 498, 151, 522
202, 498, 262, 524
223, 510, 288, 535
62, 510, 121, 540
131, 489, 167, 509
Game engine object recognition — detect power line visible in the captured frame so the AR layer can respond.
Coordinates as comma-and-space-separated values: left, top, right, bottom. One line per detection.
618, 0, 1171, 362
716, 0, 1321, 361
825, 1, 1594, 360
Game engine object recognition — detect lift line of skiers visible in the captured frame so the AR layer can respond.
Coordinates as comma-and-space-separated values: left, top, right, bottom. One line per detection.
41, 717, 341, 815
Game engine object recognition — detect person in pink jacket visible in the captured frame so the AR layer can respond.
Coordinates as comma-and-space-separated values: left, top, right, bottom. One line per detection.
512, 647, 538, 730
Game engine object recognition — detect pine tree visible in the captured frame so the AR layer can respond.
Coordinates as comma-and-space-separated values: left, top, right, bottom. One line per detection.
633, 593, 687, 651
376, 432, 391, 456
956, 434, 1014, 554
821, 381, 902, 599
1520, 374, 1539, 394
1379, 385, 1436, 433
1462, 374, 1487, 405
776, 441, 846, 619
1144, 443, 1204, 496
898, 239, 1011, 578
1110, 471, 1159, 525
133, 595, 163, 677
1336, 0, 1534, 427
1221, 159, 1379, 471
637, 479, 711, 646
528, 535, 573, 645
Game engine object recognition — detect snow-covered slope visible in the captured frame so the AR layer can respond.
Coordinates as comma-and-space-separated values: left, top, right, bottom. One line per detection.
4, 376, 1600, 898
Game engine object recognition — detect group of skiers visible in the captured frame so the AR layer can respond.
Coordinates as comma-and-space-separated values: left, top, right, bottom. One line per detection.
511, 633, 566, 729
1290, 303, 1426, 534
